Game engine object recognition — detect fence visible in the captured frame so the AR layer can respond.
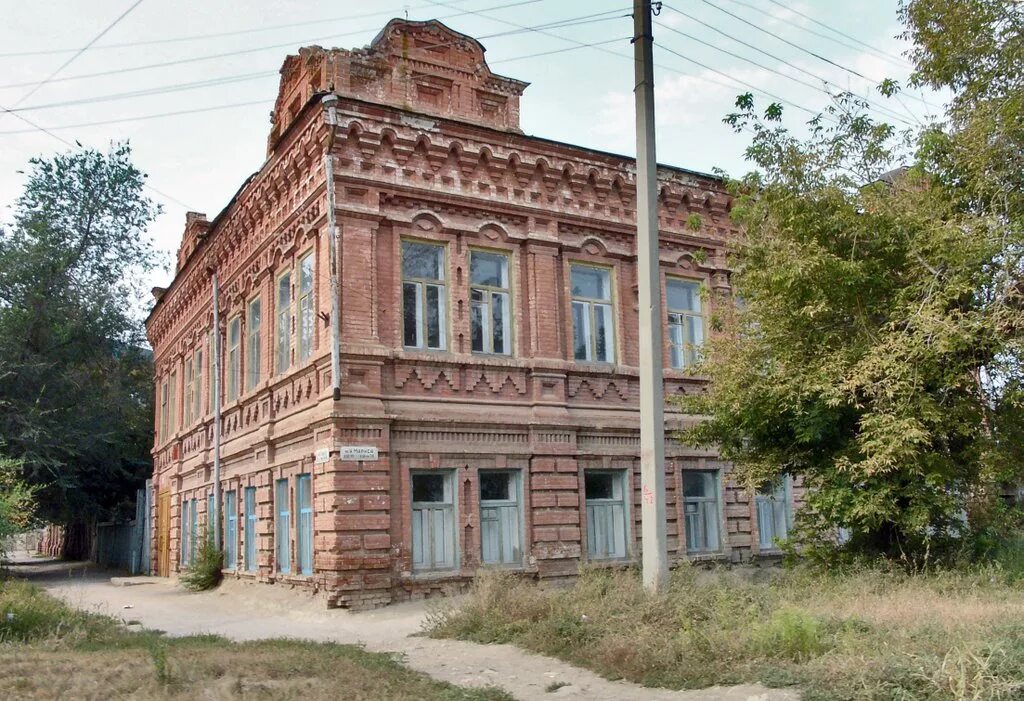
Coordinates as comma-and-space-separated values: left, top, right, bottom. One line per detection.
94, 480, 152, 575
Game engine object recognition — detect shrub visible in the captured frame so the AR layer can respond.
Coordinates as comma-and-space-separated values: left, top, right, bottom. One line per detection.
178, 536, 223, 592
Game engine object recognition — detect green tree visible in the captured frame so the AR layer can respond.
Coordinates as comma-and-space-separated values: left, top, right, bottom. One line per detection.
0, 457, 37, 558
0, 143, 161, 558
681, 0, 1024, 562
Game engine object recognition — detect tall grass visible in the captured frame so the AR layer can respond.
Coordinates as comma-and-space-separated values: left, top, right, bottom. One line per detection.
428, 563, 1024, 700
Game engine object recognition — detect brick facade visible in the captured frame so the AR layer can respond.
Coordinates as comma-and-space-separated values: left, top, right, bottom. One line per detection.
146, 18, 795, 608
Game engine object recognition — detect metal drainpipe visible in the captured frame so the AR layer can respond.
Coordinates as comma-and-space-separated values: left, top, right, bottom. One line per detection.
322, 93, 342, 402
210, 269, 222, 550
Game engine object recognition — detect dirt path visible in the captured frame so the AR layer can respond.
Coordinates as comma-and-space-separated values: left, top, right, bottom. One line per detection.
11, 557, 797, 701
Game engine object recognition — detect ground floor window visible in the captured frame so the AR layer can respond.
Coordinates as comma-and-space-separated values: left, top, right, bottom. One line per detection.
756, 476, 791, 550
207, 492, 214, 539
585, 470, 628, 559
180, 499, 191, 566
224, 489, 237, 570
275, 478, 290, 574
411, 471, 455, 571
479, 470, 522, 566
244, 486, 257, 572
296, 474, 313, 575
683, 470, 721, 554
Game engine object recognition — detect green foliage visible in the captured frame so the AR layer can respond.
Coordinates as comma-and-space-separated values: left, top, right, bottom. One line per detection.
0, 579, 117, 643
0, 457, 37, 556
178, 536, 223, 592
681, 0, 1024, 563
431, 566, 1024, 700
0, 143, 161, 541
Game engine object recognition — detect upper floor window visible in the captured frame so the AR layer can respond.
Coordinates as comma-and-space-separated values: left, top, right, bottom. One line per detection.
571, 264, 615, 363
470, 250, 511, 355
667, 278, 705, 369
168, 370, 177, 436
226, 316, 241, 402
246, 297, 261, 391
402, 240, 446, 351
191, 349, 202, 422
297, 251, 315, 363
276, 271, 291, 374
184, 356, 194, 426
159, 379, 169, 441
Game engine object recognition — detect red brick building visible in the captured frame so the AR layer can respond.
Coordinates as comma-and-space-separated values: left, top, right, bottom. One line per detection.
146, 18, 796, 608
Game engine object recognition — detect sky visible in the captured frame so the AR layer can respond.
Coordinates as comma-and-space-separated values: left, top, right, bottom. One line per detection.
0, 0, 943, 290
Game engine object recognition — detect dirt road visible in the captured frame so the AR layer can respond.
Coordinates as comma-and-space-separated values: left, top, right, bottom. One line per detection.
13, 557, 797, 701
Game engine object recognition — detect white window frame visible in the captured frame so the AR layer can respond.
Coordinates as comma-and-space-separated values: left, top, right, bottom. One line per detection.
275, 270, 292, 375
401, 240, 447, 351
410, 470, 457, 571
666, 277, 706, 369
584, 470, 629, 560
168, 370, 177, 436
297, 251, 315, 363
159, 379, 169, 442
191, 349, 202, 423
246, 296, 261, 391
469, 249, 512, 356
183, 355, 194, 426
479, 470, 523, 566
683, 470, 722, 554
571, 264, 616, 363
226, 315, 241, 403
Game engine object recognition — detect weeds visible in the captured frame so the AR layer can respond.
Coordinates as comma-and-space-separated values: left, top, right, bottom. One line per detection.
178, 536, 222, 592
429, 563, 1024, 700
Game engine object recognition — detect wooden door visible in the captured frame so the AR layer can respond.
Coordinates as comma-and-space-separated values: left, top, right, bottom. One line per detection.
156, 489, 171, 576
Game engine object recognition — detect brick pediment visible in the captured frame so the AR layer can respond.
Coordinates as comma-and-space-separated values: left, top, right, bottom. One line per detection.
268, 18, 528, 156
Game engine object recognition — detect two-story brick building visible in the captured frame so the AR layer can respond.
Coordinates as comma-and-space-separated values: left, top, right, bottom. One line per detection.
145, 18, 797, 608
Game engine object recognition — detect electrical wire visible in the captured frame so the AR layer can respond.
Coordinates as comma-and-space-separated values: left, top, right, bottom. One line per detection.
762, 0, 914, 68
7, 0, 146, 108
654, 18, 917, 126
718, 0, 913, 70
0, 0, 484, 58
0, 0, 545, 91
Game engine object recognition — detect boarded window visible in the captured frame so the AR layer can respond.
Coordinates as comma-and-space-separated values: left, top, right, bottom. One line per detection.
756, 476, 791, 550
275, 478, 290, 574
683, 470, 720, 553
411, 472, 455, 571
244, 486, 257, 572
585, 471, 627, 559
480, 471, 522, 566
224, 490, 237, 570
296, 474, 313, 575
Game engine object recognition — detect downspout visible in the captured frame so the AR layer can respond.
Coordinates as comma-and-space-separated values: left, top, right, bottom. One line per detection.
210, 269, 222, 550
322, 93, 342, 402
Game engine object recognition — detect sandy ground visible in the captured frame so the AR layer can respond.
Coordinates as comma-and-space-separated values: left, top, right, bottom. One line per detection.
7, 555, 797, 701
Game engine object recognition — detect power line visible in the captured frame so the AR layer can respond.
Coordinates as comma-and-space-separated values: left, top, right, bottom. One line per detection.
0, 36, 630, 136
677, 0, 937, 111
0, 0, 481, 58
762, 0, 913, 68
0, 99, 274, 135
1, 9, 625, 118
0, 98, 191, 208
655, 16, 917, 126
424, 0, 831, 122
0, 0, 545, 91
718, 0, 913, 70
8, 0, 146, 108
5, 71, 277, 114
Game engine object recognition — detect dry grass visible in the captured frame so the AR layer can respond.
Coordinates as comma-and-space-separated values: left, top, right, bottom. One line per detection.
427, 564, 1024, 701
0, 579, 512, 701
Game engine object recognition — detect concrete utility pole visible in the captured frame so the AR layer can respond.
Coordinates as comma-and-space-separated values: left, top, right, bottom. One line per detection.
211, 271, 222, 550
633, 0, 668, 591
